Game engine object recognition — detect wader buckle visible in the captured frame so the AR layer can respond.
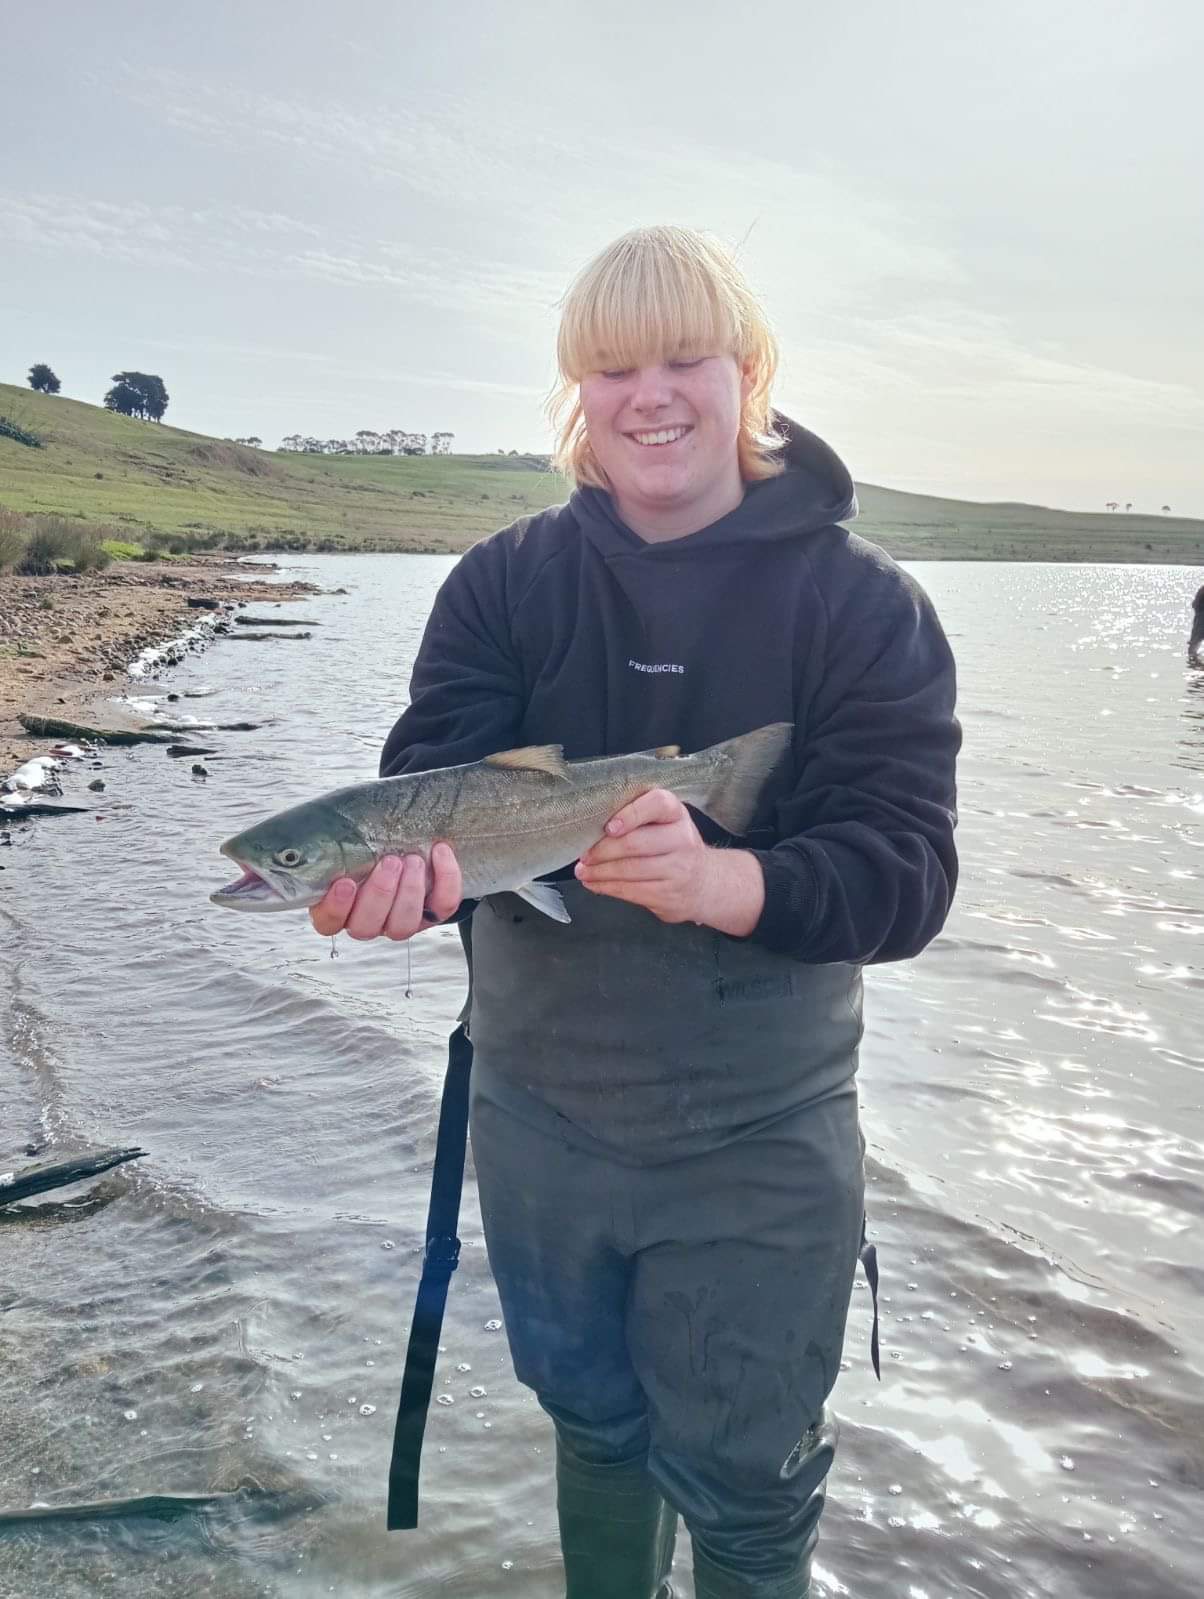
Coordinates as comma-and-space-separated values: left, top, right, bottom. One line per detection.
423, 1234, 461, 1277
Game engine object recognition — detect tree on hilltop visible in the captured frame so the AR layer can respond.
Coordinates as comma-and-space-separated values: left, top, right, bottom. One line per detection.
103, 371, 169, 421
28, 363, 61, 394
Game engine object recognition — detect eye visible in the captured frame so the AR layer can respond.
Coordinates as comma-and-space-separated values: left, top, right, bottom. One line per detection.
274, 847, 305, 868
600, 369, 633, 381
668, 358, 705, 370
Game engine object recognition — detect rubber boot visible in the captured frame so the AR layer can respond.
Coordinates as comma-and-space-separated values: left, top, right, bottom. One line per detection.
691, 1544, 811, 1599
556, 1432, 678, 1599
687, 1413, 834, 1598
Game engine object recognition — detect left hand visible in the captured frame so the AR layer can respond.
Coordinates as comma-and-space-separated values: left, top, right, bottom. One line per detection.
575, 788, 765, 934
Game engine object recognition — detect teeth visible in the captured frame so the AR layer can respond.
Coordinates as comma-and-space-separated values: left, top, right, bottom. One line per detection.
632, 427, 688, 446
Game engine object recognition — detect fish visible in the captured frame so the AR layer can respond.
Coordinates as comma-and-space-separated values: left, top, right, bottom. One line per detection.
209, 722, 792, 922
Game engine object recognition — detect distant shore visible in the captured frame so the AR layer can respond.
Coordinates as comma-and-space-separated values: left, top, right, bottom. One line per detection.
0, 557, 318, 775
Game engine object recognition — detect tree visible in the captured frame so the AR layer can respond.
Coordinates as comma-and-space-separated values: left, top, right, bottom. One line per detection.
1162, 505, 1172, 514
1105, 501, 1119, 511
28, 363, 61, 394
431, 431, 455, 454
103, 371, 169, 421
1124, 502, 1133, 512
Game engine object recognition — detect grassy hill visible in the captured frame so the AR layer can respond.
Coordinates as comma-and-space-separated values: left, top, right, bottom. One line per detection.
2, 382, 1202, 562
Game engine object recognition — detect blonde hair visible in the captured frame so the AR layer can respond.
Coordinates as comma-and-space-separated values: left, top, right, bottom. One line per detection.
548, 225, 785, 488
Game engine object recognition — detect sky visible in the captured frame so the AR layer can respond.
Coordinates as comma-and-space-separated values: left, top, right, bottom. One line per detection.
2, 1, 1202, 515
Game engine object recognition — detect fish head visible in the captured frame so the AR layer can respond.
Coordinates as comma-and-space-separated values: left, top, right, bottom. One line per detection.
210, 798, 378, 912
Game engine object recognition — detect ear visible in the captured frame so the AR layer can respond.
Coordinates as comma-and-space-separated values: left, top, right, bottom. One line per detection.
739, 356, 758, 402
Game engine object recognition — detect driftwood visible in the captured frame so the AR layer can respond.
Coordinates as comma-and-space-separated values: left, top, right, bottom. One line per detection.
0, 1491, 233, 1528
0, 1480, 320, 1529
0, 799, 91, 817
0, 1147, 147, 1208
224, 631, 312, 642
166, 743, 219, 757
18, 714, 175, 747
235, 615, 320, 627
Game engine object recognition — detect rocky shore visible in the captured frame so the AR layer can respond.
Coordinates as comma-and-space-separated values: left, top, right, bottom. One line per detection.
0, 556, 318, 776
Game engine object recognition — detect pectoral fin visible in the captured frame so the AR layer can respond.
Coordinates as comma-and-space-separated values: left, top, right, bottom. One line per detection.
515, 882, 571, 923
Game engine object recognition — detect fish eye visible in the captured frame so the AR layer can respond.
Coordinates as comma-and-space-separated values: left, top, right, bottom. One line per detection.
274, 847, 305, 868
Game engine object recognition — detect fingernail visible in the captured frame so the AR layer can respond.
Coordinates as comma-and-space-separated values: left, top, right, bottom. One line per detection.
381, 856, 402, 882
606, 820, 622, 835
574, 861, 585, 878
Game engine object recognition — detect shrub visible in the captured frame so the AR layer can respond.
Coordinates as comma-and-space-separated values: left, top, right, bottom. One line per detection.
0, 508, 27, 568
13, 516, 112, 575
0, 415, 42, 448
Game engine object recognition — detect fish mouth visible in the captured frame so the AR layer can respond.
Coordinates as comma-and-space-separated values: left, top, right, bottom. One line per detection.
210, 843, 320, 912
210, 862, 284, 909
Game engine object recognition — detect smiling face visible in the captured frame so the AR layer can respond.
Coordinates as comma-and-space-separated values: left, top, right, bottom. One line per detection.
578, 352, 753, 538
552, 227, 782, 541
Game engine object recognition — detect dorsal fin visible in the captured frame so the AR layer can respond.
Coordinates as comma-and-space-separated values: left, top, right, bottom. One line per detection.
653, 744, 681, 758
483, 744, 570, 780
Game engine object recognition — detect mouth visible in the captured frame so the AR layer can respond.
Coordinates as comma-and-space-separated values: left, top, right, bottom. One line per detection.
210, 861, 286, 910
626, 424, 693, 449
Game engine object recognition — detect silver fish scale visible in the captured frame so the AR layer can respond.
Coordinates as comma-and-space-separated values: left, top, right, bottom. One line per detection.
335, 749, 718, 901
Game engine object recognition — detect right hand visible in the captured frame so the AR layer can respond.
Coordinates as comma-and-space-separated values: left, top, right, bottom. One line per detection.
309, 843, 463, 941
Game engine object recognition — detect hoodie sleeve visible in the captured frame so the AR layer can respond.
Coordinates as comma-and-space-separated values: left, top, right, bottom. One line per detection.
378, 536, 525, 779
748, 545, 960, 965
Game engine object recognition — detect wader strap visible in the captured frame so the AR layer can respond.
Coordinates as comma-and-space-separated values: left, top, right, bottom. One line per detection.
858, 1213, 881, 1380
386, 1018, 473, 1530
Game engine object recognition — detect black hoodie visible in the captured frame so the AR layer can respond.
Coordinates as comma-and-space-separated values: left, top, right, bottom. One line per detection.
380, 417, 959, 965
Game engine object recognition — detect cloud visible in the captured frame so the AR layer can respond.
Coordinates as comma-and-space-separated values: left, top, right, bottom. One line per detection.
816, 306, 1204, 429
123, 68, 964, 310
0, 189, 562, 334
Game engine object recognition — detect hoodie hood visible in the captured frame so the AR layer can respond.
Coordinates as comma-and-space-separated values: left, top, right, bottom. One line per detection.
569, 411, 857, 561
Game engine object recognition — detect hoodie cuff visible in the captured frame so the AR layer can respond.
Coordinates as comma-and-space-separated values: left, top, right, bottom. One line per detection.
748, 847, 820, 957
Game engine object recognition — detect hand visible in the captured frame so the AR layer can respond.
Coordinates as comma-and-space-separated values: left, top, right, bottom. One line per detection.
309, 843, 462, 941
575, 788, 765, 935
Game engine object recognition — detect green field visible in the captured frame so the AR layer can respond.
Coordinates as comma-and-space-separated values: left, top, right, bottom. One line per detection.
2, 381, 1202, 561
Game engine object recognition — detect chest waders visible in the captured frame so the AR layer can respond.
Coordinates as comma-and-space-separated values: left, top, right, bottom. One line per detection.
387, 891, 879, 1599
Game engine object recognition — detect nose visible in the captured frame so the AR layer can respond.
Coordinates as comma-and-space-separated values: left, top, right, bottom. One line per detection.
628, 364, 674, 413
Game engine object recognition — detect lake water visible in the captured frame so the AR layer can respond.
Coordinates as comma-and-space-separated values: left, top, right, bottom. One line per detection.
1, 555, 1202, 1599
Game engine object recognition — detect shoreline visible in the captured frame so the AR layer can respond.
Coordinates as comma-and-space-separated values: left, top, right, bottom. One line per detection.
0, 556, 320, 778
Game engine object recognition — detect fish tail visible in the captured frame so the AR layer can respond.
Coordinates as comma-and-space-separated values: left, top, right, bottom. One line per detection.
693, 722, 793, 835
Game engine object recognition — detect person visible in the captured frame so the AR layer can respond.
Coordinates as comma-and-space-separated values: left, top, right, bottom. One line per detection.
1189, 582, 1204, 664
311, 225, 960, 1599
